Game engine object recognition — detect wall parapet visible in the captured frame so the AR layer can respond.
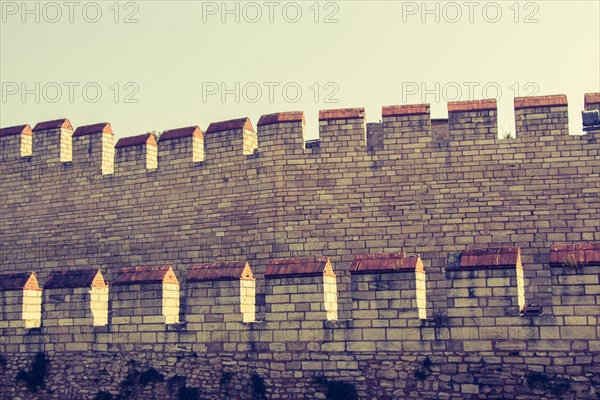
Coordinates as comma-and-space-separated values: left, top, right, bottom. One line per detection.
350, 253, 427, 321
204, 117, 257, 158
514, 94, 569, 137
72, 122, 113, 137
205, 117, 254, 134
265, 257, 338, 322
0, 124, 32, 138
446, 247, 525, 320
158, 125, 204, 165
31, 118, 73, 164
0, 246, 597, 352
72, 122, 115, 175
1, 92, 599, 399
43, 269, 108, 329
1, 93, 599, 176
112, 265, 180, 326
114, 132, 157, 173
448, 98, 497, 142
0, 124, 33, 160
0, 271, 42, 329
186, 261, 256, 326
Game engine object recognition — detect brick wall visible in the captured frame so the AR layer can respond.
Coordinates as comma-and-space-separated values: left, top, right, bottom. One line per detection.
0, 246, 599, 398
1, 92, 600, 398
1, 94, 598, 314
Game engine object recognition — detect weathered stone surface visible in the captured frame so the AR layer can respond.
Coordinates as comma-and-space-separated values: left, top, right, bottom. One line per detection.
1, 94, 600, 399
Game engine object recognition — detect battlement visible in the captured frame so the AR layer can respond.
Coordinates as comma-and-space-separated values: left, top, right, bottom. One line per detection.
158, 125, 204, 166
0, 272, 41, 329
0, 124, 32, 159
111, 265, 180, 326
1, 92, 600, 398
2, 93, 597, 178
186, 261, 256, 326
0, 245, 598, 351
0, 92, 598, 310
114, 132, 158, 173
42, 269, 108, 336
29, 118, 74, 165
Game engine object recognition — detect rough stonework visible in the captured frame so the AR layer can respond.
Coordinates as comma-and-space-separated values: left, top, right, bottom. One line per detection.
0, 93, 599, 399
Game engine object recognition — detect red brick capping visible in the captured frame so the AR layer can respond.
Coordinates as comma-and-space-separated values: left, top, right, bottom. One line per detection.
115, 133, 157, 149
32, 118, 73, 132
382, 104, 430, 117
456, 247, 521, 269
159, 126, 203, 142
113, 265, 179, 285
265, 257, 335, 278
585, 92, 600, 106
349, 253, 423, 274
549, 243, 600, 267
257, 111, 305, 126
205, 117, 254, 134
0, 271, 41, 291
319, 108, 364, 121
188, 261, 254, 282
73, 123, 113, 137
448, 99, 497, 112
514, 95, 567, 110
0, 124, 32, 138
44, 269, 107, 289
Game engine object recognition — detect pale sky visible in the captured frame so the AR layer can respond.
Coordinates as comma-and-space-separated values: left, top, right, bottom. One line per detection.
1, 0, 599, 139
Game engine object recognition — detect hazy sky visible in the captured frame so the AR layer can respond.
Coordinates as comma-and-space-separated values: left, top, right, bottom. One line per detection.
1, 0, 599, 139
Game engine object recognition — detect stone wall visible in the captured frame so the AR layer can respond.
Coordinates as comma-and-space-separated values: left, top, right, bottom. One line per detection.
1, 92, 600, 399
0, 246, 599, 399
1, 349, 598, 400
